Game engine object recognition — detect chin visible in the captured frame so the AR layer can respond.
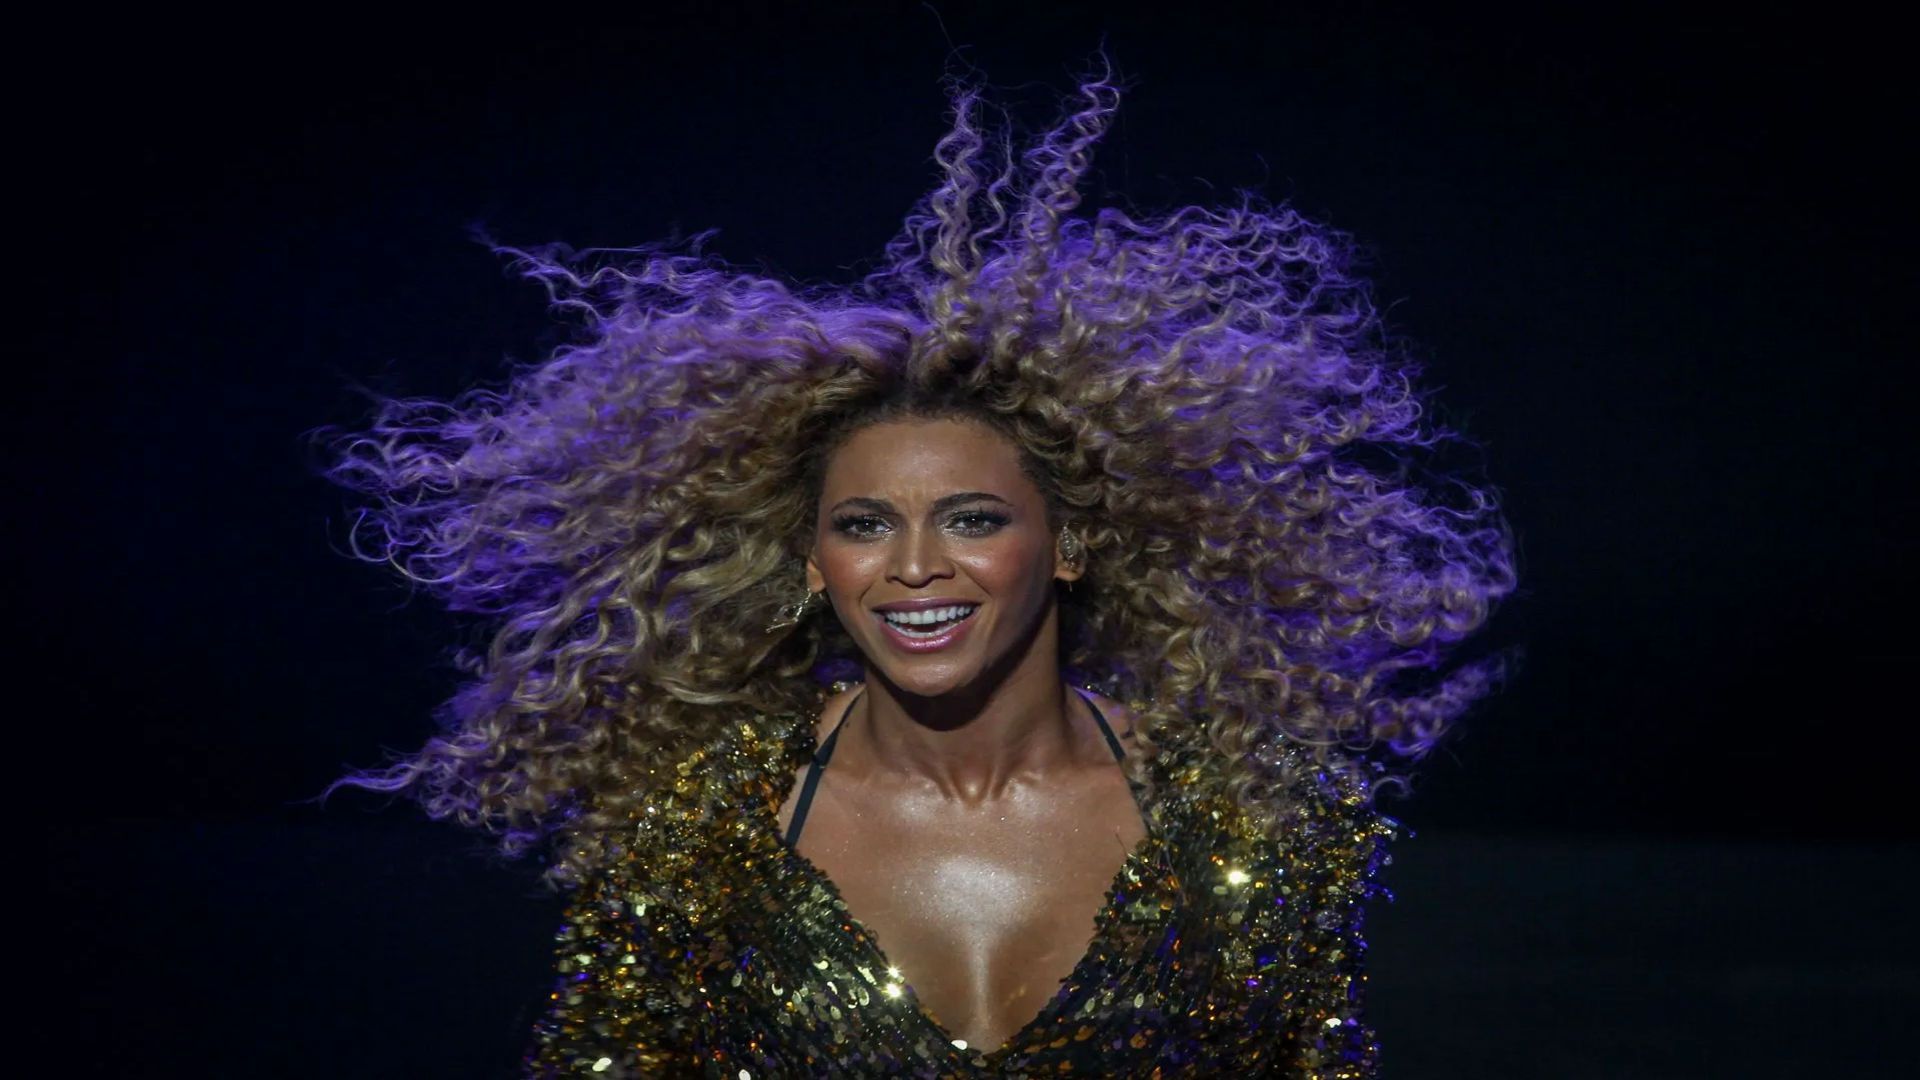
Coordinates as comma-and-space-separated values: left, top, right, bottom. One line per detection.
864, 644, 990, 692
880, 663, 972, 698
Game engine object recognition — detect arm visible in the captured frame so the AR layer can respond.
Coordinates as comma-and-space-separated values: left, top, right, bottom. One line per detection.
522, 852, 701, 1078
1241, 788, 1400, 1078
1280, 807, 1394, 1078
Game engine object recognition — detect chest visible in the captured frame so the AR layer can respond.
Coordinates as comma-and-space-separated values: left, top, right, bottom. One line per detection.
774, 768, 1149, 1052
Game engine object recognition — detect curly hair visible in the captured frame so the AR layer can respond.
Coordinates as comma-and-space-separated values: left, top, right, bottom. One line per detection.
312, 62, 1521, 888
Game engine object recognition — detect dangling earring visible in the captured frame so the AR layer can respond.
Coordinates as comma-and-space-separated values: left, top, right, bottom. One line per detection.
766, 583, 821, 633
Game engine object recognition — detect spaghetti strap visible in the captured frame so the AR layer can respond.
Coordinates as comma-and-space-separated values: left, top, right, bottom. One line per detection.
1075, 687, 1128, 764
785, 688, 863, 847
1076, 688, 1153, 837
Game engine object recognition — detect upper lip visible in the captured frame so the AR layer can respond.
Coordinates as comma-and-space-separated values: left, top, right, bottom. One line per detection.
871, 598, 981, 613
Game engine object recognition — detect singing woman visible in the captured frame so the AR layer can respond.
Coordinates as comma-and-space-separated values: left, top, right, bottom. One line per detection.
318, 63, 1519, 1077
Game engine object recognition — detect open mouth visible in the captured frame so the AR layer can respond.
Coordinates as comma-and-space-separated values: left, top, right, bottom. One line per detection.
875, 603, 980, 639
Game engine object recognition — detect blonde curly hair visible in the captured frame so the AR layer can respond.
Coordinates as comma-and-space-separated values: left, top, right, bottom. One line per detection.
314, 62, 1521, 887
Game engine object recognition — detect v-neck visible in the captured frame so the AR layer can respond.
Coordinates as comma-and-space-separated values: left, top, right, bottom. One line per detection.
762, 692, 1167, 1064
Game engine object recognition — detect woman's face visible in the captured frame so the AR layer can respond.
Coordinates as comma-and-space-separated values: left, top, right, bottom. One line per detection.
805, 416, 1081, 698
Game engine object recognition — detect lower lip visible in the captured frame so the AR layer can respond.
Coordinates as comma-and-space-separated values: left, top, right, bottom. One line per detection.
874, 608, 979, 653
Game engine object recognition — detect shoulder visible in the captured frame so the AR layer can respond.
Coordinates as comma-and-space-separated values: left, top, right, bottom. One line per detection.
1189, 741, 1401, 912
1180, 744, 1399, 988
1266, 744, 1399, 861
591, 710, 809, 908
641, 707, 815, 815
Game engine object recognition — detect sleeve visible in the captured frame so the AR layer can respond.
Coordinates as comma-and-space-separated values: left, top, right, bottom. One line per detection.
521, 852, 703, 1078
1241, 788, 1401, 1078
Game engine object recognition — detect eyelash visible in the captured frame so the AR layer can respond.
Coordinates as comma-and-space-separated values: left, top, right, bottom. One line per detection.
830, 511, 1009, 538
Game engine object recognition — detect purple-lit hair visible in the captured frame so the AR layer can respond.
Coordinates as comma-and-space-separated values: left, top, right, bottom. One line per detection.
313, 65, 1520, 885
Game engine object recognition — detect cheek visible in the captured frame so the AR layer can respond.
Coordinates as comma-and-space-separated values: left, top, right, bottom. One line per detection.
958, 537, 1054, 595
816, 546, 878, 589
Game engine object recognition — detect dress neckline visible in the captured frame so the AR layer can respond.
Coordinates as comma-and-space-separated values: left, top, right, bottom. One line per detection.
761, 685, 1166, 1063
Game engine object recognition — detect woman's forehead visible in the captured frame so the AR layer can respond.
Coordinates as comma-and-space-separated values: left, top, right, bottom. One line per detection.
821, 417, 1033, 495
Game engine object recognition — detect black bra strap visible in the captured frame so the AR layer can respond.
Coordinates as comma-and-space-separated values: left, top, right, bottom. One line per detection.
785, 688, 863, 847
1077, 689, 1150, 828
1076, 688, 1128, 764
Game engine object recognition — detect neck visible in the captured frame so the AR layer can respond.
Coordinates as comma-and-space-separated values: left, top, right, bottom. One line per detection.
853, 603, 1085, 801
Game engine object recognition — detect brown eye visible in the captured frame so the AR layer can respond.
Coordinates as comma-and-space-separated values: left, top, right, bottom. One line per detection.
831, 514, 887, 538
950, 511, 1009, 534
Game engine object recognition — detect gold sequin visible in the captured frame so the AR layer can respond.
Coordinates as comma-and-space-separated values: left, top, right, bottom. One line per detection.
522, 700, 1400, 1077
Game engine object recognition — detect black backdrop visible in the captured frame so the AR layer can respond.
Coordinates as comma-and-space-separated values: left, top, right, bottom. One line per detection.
32, 5, 1912, 1077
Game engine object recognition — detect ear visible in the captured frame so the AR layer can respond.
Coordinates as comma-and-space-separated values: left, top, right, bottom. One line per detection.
804, 550, 827, 594
1054, 531, 1086, 585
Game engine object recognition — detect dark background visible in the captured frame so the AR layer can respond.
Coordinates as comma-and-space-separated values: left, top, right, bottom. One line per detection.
33, 4, 1912, 1076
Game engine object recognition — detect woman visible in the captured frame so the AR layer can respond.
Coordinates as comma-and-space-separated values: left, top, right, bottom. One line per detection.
319, 65, 1518, 1077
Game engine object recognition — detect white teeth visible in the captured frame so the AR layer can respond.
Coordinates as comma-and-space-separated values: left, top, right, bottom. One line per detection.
880, 604, 978, 627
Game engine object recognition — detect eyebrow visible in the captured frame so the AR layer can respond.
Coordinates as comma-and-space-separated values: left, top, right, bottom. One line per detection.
828, 491, 1013, 516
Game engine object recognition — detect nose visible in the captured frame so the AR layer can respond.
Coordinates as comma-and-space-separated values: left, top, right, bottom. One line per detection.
887, 521, 955, 587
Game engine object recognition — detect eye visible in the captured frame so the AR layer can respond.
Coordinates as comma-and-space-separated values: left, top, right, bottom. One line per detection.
949, 510, 1009, 534
831, 514, 888, 538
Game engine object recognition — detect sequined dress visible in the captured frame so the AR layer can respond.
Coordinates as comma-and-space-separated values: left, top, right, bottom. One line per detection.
523, 690, 1400, 1078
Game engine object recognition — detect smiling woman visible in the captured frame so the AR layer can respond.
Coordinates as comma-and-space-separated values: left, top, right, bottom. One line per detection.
312, 57, 1519, 1078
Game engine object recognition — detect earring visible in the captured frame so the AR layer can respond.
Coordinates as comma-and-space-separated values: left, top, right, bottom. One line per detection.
1059, 526, 1084, 566
766, 584, 821, 633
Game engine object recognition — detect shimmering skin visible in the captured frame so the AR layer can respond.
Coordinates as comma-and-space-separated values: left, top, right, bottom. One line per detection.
524, 685, 1401, 1078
